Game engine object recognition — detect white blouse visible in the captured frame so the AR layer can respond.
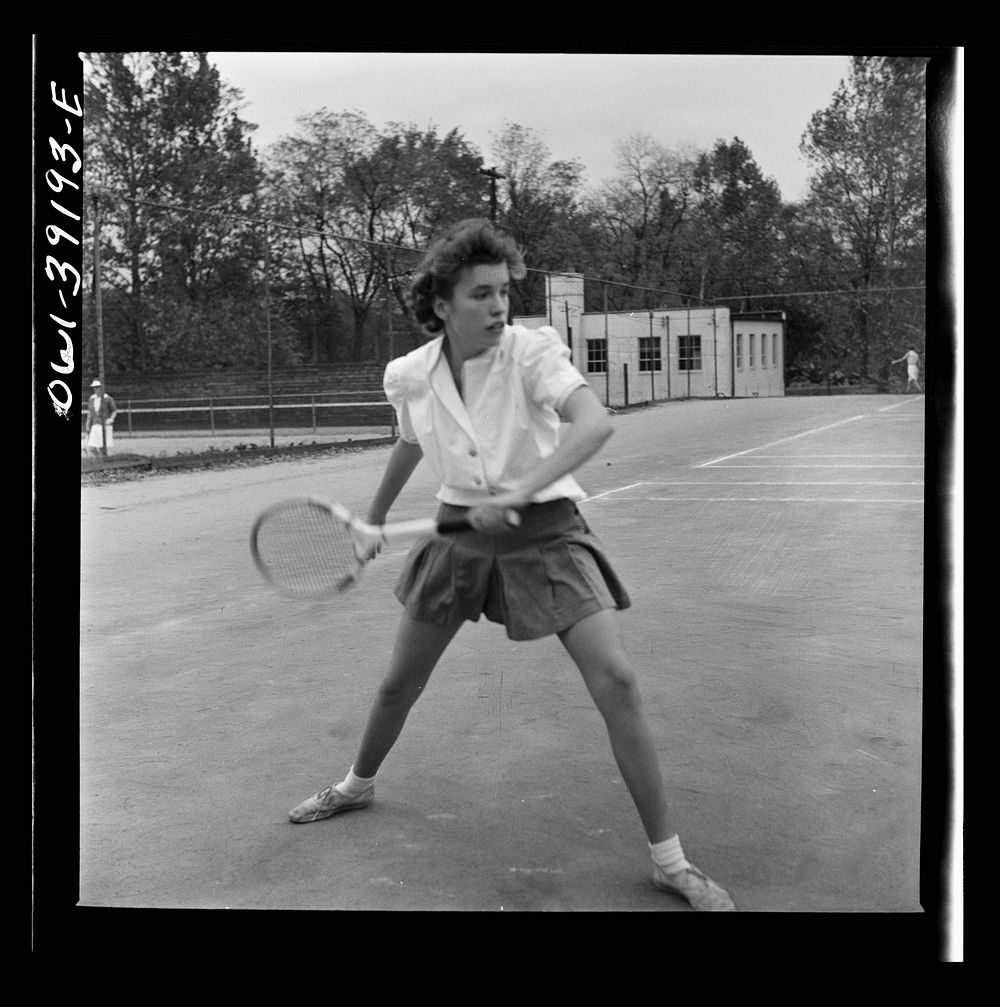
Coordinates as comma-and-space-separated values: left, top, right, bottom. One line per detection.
384, 325, 589, 505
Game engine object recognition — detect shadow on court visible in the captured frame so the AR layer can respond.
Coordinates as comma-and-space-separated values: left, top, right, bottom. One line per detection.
76, 394, 930, 914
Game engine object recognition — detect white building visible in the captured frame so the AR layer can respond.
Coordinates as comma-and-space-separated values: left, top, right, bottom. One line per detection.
515, 272, 785, 406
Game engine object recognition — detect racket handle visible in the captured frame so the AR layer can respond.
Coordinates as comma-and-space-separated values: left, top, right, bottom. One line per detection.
437, 518, 473, 534
381, 509, 522, 541
437, 509, 521, 534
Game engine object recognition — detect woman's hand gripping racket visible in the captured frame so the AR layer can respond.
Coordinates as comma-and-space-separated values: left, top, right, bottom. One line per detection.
250, 496, 519, 600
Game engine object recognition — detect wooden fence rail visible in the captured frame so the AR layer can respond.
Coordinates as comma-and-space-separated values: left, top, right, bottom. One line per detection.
88, 391, 398, 437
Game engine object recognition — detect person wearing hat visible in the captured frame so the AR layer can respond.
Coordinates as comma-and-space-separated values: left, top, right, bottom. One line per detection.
84, 379, 118, 457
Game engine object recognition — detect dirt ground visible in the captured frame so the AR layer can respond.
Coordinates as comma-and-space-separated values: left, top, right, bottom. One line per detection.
57, 394, 955, 952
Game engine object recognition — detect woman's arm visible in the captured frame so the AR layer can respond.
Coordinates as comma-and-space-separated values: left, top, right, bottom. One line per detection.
516, 384, 613, 498
366, 437, 424, 525
468, 384, 613, 531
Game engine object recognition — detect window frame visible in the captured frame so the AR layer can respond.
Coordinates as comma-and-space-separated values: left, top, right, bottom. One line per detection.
638, 335, 662, 373
678, 334, 702, 372
586, 339, 608, 374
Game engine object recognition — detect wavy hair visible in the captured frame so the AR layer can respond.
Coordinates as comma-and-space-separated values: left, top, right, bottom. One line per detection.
406, 219, 526, 335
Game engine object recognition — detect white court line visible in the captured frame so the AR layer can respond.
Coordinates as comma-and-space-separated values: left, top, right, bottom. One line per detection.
585, 406, 922, 502
623, 496, 924, 504
587, 484, 924, 504
697, 414, 865, 467
708, 463, 924, 469
631, 480, 924, 486
742, 454, 922, 458
581, 481, 647, 503
879, 397, 924, 412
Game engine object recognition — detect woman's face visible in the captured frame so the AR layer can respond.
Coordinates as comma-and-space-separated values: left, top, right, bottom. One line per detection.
434, 262, 510, 361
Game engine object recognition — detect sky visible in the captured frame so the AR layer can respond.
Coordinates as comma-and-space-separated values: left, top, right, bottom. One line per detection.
208, 51, 855, 203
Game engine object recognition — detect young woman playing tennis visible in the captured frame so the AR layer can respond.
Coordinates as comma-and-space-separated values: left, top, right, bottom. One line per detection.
288, 219, 735, 911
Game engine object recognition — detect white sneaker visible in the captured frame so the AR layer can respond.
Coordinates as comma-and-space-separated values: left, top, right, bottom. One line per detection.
288, 784, 375, 823
653, 863, 736, 911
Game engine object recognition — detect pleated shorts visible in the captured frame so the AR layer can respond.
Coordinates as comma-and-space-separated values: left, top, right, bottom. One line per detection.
394, 498, 631, 641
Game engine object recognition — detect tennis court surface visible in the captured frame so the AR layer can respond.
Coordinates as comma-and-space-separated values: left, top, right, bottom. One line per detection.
77, 393, 933, 913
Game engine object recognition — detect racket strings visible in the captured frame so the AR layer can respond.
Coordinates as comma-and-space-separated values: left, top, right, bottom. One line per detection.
254, 503, 361, 597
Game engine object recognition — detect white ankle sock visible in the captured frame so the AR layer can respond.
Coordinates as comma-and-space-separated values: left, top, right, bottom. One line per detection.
334, 766, 376, 798
649, 835, 691, 874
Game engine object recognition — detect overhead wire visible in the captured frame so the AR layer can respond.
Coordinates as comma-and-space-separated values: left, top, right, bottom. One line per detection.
92, 190, 924, 307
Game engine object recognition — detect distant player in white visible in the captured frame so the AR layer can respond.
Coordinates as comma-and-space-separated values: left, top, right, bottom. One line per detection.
891, 346, 923, 393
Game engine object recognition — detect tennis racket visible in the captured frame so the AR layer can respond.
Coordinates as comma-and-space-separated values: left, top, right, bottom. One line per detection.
250, 496, 518, 600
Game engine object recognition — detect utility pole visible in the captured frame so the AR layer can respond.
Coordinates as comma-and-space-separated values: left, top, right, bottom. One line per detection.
264, 222, 275, 448
92, 194, 108, 453
92, 195, 106, 390
478, 166, 506, 223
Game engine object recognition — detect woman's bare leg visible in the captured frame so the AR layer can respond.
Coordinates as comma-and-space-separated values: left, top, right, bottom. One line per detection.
352, 613, 463, 778
558, 608, 675, 844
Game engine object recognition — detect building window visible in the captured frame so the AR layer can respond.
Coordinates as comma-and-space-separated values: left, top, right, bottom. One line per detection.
638, 336, 661, 372
736, 333, 743, 370
586, 339, 607, 373
678, 335, 701, 372
749, 333, 756, 368
761, 332, 768, 368
772, 332, 779, 368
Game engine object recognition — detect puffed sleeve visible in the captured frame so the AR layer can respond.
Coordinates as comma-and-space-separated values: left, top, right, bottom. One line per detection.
518, 326, 588, 412
383, 358, 419, 443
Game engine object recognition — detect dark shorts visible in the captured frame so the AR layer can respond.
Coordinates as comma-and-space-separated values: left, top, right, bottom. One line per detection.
394, 498, 631, 641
